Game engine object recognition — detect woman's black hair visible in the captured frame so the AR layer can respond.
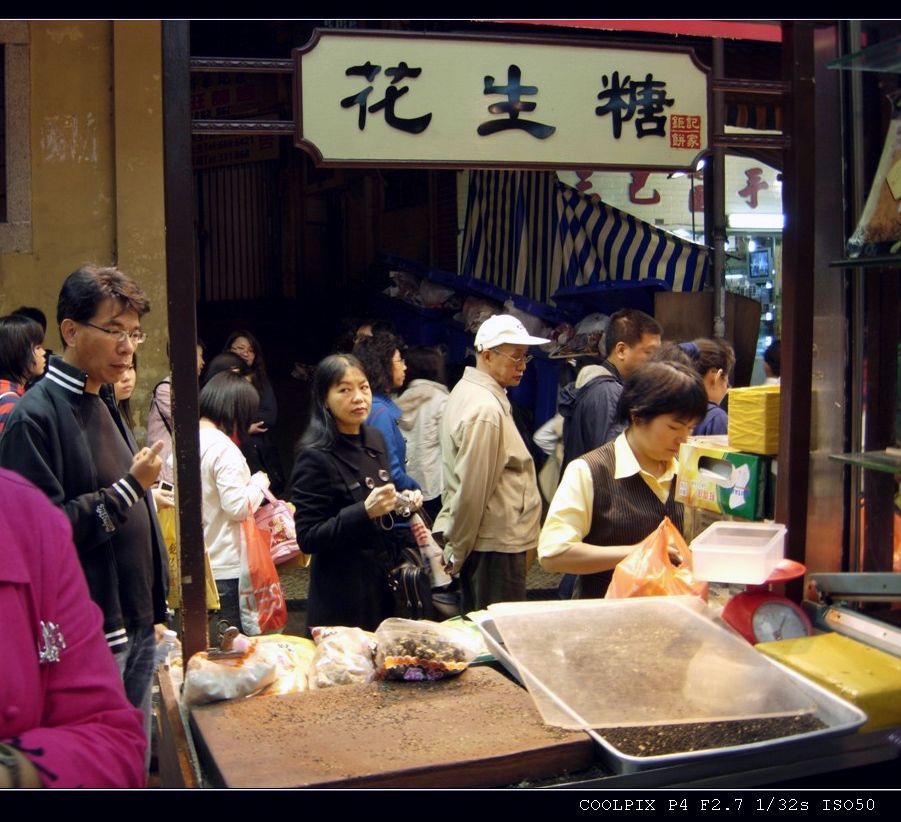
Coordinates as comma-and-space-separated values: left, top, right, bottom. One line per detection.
402, 345, 447, 387
199, 371, 260, 442
202, 352, 251, 387
353, 330, 405, 395
299, 354, 368, 451
648, 341, 693, 368
12, 306, 48, 334
223, 329, 268, 393
0, 314, 45, 385
681, 338, 736, 382
117, 353, 137, 430
617, 360, 709, 426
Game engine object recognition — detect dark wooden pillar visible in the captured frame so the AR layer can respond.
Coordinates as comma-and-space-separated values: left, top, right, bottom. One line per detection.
162, 21, 207, 659
776, 22, 817, 599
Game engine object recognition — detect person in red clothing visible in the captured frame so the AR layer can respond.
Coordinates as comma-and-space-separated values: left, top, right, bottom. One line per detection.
0, 314, 46, 435
0, 468, 146, 788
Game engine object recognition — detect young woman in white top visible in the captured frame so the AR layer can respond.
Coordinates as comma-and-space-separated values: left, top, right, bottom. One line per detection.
198, 371, 269, 634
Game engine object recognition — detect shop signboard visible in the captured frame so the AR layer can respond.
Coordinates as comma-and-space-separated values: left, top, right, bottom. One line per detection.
294, 30, 710, 171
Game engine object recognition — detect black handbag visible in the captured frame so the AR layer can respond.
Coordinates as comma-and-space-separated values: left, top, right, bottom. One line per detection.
387, 542, 435, 621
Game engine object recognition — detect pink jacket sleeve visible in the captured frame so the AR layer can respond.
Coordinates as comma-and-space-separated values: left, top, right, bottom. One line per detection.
2, 489, 147, 788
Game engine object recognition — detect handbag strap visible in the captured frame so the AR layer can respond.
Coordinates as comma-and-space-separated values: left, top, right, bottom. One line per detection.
151, 379, 173, 436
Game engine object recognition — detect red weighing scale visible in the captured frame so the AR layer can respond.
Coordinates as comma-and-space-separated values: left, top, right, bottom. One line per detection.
721, 559, 814, 644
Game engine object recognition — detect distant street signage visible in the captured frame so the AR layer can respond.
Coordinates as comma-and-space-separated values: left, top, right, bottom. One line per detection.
294, 29, 710, 171
191, 73, 281, 169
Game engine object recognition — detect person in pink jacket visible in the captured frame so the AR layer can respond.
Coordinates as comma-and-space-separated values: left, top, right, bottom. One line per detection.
0, 468, 146, 788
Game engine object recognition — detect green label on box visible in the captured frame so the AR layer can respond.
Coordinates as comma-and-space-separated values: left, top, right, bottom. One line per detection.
676, 444, 769, 520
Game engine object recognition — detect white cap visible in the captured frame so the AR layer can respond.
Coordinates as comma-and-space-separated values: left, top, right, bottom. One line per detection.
474, 314, 551, 352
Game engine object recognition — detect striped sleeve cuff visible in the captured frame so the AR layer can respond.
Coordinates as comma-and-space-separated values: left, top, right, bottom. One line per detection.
105, 627, 128, 650
112, 474, 145, 508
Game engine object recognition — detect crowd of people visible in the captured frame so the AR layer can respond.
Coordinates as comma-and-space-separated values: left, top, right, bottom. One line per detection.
0, 262, 767, 789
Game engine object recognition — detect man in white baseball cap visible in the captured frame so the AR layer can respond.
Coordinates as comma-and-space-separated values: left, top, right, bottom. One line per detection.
433, 314, 550, 612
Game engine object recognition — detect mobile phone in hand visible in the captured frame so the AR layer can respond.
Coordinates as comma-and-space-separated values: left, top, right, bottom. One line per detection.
158, 480, 174, 493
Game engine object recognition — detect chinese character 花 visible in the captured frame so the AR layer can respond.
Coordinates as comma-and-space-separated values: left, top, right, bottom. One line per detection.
340, 61, 432, 134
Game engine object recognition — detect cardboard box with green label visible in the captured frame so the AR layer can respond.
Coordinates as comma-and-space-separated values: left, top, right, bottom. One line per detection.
676, 441, 772, 521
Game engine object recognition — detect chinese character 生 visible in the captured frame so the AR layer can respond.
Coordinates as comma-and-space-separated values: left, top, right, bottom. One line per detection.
477, 64, 556, 140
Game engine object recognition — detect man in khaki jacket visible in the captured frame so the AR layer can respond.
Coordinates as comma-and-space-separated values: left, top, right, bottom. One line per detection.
433, 314, 549, 612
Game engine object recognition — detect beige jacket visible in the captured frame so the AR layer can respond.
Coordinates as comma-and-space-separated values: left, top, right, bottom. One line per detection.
434, 367, 542, 567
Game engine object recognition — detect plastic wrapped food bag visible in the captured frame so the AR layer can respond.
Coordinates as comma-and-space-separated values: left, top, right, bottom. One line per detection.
254, 635, 317, 697
308, 626, 377, 689
375, 618, 484, 681
182, 643, 277, 706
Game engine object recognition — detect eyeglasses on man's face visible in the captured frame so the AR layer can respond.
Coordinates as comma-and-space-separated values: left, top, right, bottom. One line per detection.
81, 321, 147, 346
492, 349, 533, 367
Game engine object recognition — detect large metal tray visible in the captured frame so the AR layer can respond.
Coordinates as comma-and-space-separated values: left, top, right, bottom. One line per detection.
473, 605, 868, 775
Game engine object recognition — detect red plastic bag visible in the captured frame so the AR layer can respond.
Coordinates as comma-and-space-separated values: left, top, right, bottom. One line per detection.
239, 512, 288, 635
605, 517, 708, 601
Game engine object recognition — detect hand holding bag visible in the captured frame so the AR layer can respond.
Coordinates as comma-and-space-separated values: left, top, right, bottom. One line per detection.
254, 488, 309, 567
605, 516, 708, 601
239, 507, 288, 635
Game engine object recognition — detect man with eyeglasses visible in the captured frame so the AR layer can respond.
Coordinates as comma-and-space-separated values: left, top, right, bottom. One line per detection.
0, 265, 169, 777
433, 314, 549, 612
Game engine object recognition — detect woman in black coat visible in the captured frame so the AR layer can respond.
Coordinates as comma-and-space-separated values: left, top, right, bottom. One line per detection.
290, 354, 420, 634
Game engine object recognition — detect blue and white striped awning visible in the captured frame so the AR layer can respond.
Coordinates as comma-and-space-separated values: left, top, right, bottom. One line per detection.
461, 170, 709, 302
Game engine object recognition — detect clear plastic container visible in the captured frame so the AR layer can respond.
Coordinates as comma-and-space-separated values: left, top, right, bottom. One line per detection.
690, 521, 786, 585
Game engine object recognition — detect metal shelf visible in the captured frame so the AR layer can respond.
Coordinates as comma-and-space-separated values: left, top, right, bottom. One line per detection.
829, 450, 901, 474
829, 255, 901, 269
827, 36, 901, 74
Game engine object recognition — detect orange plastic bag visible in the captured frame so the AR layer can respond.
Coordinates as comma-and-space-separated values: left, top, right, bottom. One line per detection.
238, 513, 288, 635
605, 516, 708, 601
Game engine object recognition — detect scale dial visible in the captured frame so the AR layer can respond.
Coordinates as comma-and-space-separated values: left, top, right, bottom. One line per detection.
751, 600, 811, 643
722, 591, 814, 645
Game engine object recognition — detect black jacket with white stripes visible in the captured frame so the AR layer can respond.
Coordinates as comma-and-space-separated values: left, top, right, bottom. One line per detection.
0, 356, 168, 649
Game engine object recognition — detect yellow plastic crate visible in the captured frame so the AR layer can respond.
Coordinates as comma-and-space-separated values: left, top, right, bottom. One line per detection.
756, 632, 901, 732
728, 385, 780, 455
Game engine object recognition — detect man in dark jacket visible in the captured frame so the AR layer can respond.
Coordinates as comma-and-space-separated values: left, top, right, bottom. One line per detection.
560, 308, 663, 473
0, 265, 168, 769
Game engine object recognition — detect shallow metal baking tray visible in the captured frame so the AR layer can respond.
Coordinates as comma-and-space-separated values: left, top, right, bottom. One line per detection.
474, 603, 867, 775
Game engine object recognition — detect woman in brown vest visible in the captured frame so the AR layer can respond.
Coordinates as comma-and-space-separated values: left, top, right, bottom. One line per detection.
537, 361, 707, 597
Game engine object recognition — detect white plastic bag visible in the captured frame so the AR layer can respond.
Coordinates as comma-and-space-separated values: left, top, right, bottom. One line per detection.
308, 626, 377, 689
182, 644, 277, 706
